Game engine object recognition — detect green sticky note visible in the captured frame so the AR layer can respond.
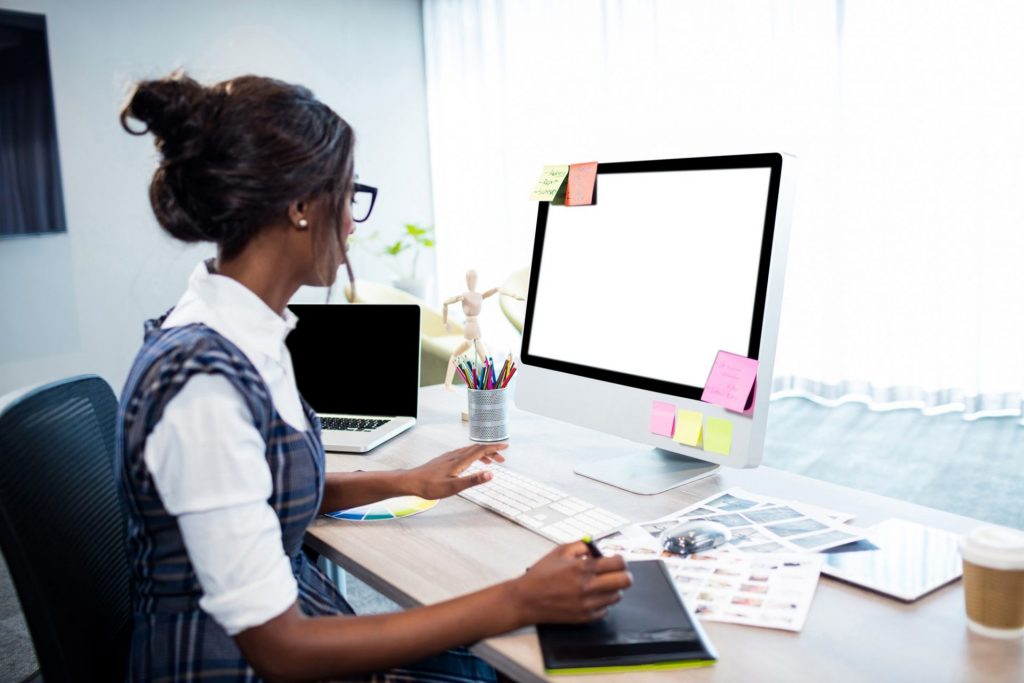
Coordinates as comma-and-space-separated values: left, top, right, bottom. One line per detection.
704, 417, 733, 455
672, 409, 703, 447
530, 164, 569, 201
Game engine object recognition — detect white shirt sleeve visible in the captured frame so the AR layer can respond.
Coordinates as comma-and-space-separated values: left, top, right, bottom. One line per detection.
144, 373, 299, 635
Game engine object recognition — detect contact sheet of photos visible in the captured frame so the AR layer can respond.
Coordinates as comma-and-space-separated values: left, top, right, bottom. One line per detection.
667, 552, 823, 632
595, 488, 868, 632
645, 487, 867, 554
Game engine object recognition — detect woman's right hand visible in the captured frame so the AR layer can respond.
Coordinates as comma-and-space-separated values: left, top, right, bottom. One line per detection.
508, 542, 633, 626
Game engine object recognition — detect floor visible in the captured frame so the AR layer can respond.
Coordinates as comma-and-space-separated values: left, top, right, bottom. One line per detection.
0, 554, 36, 683
2, 397, 1021, 681
761, 399, 1023, 530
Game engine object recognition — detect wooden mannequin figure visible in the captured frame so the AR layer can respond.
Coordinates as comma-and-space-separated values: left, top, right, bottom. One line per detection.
443, 269, 525, 390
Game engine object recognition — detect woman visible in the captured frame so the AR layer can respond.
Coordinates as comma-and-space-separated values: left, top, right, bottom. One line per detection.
115, 72, 631, 682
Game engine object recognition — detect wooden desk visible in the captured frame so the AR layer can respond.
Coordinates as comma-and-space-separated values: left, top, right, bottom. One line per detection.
306, 387, 1024, 683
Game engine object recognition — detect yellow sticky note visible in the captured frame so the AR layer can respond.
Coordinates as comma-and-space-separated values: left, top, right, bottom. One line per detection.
529, 164, 569, 201
704, 417, 733, 456
672, 409, 703, 447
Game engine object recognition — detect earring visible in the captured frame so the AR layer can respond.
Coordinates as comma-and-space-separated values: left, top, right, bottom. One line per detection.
298, 218, 309, 229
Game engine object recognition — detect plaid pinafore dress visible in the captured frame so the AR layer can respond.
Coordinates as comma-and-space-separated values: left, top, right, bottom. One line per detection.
116, 318, 495, 682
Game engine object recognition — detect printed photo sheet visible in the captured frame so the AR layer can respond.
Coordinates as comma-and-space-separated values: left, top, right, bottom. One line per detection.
643, 487, 866, 554
665, 551, 824, 632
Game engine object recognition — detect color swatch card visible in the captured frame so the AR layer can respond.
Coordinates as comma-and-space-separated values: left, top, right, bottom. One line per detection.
565, 161, 598, 205
529, 164, 569, 202
649, 401, 676, 437
702, 351, 758, 413
326, 496, 438, 522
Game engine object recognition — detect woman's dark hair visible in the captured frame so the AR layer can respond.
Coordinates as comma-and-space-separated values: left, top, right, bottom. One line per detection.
120, 72, 354, 261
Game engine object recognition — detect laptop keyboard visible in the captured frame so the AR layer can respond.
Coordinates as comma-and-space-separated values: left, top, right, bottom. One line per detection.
320, 417, 391, 432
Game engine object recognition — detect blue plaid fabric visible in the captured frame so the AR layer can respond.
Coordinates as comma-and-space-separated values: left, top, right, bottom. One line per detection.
116, 317, 496, 683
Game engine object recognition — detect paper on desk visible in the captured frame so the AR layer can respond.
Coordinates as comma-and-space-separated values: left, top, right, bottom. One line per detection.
666, 551, 824, 632
643, 488, 864, 554
670, 487, 855, 525
648, 400, 676, 437
565, 161, 598, 206
529, 164, 569, 202
595, 525, 665, 560
594, 529, 824, 632
672, 409, 703, 447
701, 350, 758, 413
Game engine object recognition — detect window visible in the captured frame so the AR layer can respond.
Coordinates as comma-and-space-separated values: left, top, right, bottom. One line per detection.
0, 9, 66, 237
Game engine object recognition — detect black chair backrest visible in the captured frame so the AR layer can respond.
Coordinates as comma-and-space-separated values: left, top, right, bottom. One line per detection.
0, 375, 131, 682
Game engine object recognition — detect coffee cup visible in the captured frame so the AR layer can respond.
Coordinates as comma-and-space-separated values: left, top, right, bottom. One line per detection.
960, 525, 1024, 639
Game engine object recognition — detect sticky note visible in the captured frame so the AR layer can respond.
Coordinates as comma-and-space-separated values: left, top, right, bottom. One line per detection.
672, 409, 703, 447
704, 417, 733, 455
701, 350, 758, 413
649, 401, 676, 437
566, 161, 598, 206
529, 164, 569, 202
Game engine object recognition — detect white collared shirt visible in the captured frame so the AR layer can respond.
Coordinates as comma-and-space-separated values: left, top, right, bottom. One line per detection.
143, 261, 306, 635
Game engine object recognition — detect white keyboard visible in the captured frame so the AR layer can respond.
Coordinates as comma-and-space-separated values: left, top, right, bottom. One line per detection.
458, 462, 630, 543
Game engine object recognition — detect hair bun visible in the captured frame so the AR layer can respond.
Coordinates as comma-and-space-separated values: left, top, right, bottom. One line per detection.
120, 73, 214, 161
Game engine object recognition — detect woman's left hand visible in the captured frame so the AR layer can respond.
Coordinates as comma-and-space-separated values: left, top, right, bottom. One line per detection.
404, 443, 508, 500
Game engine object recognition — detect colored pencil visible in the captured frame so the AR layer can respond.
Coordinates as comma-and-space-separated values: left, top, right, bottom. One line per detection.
497, 354, 512, 386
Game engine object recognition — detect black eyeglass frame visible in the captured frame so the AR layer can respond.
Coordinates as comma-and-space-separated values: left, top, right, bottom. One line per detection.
352, 182, 377, 223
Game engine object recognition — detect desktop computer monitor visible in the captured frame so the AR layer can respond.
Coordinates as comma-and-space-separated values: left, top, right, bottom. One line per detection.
515, 153, 796, 494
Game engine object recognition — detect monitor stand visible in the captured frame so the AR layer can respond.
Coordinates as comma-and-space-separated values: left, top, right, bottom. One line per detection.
574, 448, 719, 495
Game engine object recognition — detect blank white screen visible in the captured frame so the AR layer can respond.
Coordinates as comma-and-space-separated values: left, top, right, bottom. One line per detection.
528, 167, 771, 389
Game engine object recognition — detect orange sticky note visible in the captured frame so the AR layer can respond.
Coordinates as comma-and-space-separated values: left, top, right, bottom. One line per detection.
566, 161, 598, 206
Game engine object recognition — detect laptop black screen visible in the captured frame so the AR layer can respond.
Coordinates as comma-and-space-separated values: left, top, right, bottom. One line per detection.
286, 304, 420, 418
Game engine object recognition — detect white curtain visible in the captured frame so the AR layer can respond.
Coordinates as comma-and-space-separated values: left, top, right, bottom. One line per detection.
423, 0, 1024, 419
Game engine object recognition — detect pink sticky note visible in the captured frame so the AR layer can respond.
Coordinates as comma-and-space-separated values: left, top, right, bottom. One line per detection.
649, 401, 676, 437
566, 161, 598, 206
701, 351, 758, 413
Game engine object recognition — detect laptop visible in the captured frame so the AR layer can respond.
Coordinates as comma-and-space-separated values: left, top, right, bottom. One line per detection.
286, 304, 420, 453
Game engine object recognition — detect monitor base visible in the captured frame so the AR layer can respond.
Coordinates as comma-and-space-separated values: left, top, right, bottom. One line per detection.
574, 448, 720, 495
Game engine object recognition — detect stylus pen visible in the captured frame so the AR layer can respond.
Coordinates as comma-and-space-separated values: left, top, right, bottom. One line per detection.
581, 536, 604, 559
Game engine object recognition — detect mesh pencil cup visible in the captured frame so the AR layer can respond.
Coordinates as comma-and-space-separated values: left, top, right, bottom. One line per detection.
467, 387, 511, 442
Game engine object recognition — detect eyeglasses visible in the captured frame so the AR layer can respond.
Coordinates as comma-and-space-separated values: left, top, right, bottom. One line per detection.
351, 182, 377, 223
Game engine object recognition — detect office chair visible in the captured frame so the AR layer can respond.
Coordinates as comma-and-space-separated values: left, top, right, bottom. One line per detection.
344, 280, 466, 386
0, 375, 131, 683
498, 266, 530, 333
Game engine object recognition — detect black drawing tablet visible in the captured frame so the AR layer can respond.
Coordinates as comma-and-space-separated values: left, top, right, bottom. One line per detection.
537, 560, 717, 674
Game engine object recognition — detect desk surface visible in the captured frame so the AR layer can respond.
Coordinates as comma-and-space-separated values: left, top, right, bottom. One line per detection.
306, 386, 1024, 683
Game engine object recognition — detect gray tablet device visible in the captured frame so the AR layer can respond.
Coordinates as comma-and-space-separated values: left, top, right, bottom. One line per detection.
821, 518, 963, 602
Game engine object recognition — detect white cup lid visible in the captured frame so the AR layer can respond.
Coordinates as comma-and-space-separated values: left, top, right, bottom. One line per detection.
960, 525, 1024, 570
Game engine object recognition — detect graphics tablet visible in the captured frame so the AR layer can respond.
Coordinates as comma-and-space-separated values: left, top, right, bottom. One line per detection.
537, 560, 717, 674
821, 518, 963, 602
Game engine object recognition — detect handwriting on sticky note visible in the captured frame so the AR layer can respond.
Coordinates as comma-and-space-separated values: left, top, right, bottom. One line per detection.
649, 401, 676, 437
704, 417, 732, 455
566, 161, 598, 206
529, 165, 569, 201
701, 351, 758, 413
672, 409, 703, 447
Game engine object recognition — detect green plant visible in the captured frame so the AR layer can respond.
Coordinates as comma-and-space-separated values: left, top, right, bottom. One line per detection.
352, 223, 435, 281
